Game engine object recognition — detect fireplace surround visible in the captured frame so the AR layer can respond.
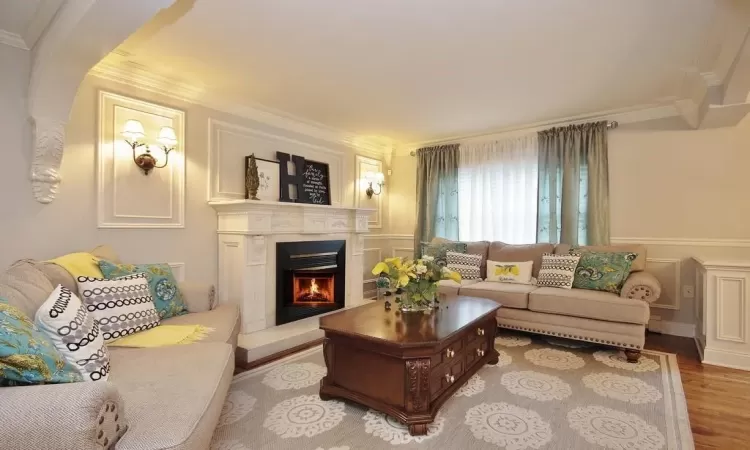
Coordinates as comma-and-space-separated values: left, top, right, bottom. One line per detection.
276, 240, 346, 325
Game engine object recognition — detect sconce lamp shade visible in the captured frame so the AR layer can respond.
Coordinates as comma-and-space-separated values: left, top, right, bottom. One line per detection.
122, 120, 145, 140
364, 171, 376, 183
374, 172, 385, 184
158, 126, 178, 146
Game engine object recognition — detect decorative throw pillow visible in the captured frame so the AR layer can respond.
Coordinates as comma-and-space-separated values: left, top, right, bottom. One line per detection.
77, 273, 161, 343
486, 260, 534, 284
34, 285, 110, 382
98, 261, 187, 319
446, 251, 482, 280
1, 299, 82, 386
571, 250, 637, 294
536, 253, 581, 289
422, 241, 468, 266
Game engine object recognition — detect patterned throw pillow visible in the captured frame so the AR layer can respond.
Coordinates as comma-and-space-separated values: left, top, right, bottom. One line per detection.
1, 299, 82, 386
422, 242, 468, 266
35, 285, 110, 382
77, 273, 161, 343
536, 253, 581, 289
571, 250, 637, 294
99, 261, 187, 319
446, 251, 482, 280
486, 260, 534, 284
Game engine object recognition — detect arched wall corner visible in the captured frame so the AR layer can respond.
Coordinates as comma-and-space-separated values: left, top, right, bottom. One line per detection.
27, 0, 177, 204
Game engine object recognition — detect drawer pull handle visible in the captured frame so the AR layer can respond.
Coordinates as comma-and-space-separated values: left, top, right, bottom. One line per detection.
445, 348, 455, 358
476, 349, 485, 357
476, 328, 485, 336
445, 374, 455, 384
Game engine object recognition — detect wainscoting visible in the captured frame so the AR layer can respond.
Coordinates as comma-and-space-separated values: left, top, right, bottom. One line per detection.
362, 234, 414, 296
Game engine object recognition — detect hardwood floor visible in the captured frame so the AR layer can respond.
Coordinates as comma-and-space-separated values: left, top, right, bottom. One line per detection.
645, 333, 750, 449
236, 331, 750, 448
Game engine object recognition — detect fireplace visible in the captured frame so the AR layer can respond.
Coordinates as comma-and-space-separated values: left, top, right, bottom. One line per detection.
276, 240, 346, 325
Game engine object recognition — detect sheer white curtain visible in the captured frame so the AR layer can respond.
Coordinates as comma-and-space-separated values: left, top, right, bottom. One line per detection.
458, 134, 539, 244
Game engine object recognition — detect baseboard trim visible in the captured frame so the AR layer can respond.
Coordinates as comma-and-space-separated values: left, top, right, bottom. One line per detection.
703, 347, 750, 371
236, 337, 325, 372
647, 319, 695, 338
694, 335, 705, 362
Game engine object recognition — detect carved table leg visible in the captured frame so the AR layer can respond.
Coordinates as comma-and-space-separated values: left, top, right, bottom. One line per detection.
487, 355, 500, 365
409, 423, 428, 436
624, 349, 641, 363
319, 392, 334, 401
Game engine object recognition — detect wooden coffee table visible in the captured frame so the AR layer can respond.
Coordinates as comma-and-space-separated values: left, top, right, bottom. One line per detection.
319, 295, 500, 435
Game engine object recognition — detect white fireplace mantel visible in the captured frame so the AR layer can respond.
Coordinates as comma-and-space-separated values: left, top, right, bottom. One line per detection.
209, 199, 374, 235
209, 199, 374, 334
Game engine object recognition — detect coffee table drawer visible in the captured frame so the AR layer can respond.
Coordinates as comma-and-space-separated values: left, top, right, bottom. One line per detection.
430, 359, 464, 399
465, 338, 488, 368
466, 322, 492, 344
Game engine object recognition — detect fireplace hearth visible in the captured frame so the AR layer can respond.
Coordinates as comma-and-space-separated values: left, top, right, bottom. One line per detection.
276, 240, 346, 325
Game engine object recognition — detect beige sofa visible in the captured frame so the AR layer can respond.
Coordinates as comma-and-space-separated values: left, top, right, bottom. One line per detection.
0, 246, 241, 450
436, 240, 661, 361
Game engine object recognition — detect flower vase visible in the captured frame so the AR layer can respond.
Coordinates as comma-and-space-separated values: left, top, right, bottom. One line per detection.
399, 280, 438, 313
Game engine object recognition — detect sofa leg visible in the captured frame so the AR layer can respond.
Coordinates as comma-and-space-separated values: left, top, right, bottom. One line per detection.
624, 349, 641, 363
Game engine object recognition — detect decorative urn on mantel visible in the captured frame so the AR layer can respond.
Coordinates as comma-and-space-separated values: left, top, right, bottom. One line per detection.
208, 199, 375, 334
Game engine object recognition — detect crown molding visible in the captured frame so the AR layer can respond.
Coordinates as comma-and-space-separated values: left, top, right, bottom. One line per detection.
395, 102, 681, 154
88, 57, 393, 156
0, 29, 29, 50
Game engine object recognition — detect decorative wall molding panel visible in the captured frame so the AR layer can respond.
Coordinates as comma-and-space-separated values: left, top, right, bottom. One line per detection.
695, 258, 750, 371
207, 118, 346, 205
167, 263, 185, 282
98, 91, 185, 228
355, 155, 383, 229
210, 199, 372, 333
645, 258, 681, 311
27, 0, 176, 204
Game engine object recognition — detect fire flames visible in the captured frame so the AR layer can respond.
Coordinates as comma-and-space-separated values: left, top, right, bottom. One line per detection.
293, 276, 334, 304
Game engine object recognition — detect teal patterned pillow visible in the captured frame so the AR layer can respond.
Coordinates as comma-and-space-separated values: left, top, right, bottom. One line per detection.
571, 250, 637, 294
422, 241, 468, 266
0, 299, 82, 386
98, 261, 188, 319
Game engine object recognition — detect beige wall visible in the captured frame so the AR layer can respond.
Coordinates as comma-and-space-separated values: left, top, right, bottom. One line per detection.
383, 115, 750, 329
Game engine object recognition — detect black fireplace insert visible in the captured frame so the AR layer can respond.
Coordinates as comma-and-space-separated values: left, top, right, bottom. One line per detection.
276, 240, 346, 325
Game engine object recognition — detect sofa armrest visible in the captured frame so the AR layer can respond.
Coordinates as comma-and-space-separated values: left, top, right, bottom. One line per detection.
0, 381, 126, 450
620, 271, 662, 303
178, 281, 216, 313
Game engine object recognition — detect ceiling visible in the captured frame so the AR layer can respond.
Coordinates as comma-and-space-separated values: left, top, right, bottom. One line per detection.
106, 0, 725, 143
0, 0, 63, 50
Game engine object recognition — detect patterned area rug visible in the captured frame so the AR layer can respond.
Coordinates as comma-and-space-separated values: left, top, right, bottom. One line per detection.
211, 331, 693, 449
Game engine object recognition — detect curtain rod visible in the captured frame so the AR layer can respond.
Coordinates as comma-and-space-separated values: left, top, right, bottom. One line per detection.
409, 120, 619, 156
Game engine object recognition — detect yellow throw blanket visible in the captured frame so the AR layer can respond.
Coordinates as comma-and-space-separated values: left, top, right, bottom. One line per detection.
47, 252, 103, 278
107, 325, 213, 348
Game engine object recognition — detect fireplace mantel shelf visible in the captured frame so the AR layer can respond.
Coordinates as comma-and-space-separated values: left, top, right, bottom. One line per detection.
209, 199, 374, 213
210, 199, 373, 236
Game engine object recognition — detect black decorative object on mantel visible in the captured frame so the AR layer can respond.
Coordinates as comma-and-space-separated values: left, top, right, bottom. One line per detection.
276, 152, 331, 205
277, 152, 306, 202
300, 159, 331, 205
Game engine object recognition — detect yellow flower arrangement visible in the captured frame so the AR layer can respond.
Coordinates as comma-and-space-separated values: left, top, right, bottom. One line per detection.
372, 256, 461, 310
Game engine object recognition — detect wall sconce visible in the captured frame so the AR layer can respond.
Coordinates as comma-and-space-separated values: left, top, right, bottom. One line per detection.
121, 119, 178, 175
363, 171, 385, 198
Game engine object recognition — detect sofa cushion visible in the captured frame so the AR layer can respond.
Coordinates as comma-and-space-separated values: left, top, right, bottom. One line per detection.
488, 242, 554, 278
0, 260, 56, 319
529, 287, 649, 325
109, 342, 233, 450
437, 278, 481, 296
423, 240, 467, 266
160, 304, 241, 348
432, 238, 490, 279
555, 243, 647, 272
458, 281, 535, 309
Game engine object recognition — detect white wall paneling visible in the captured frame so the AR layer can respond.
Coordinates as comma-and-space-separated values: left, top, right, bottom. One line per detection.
355, 155, 383, 229
696, 259, 750, 371
167, 262, 185, 282
97, 91, 185, 228
645, 258, 681, 310
207, 118, 345, 205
